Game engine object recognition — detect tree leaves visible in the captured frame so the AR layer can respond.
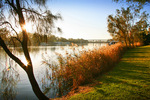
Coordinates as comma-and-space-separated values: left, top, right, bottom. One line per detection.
107, 6, 149, 46
113, 0, 150, 5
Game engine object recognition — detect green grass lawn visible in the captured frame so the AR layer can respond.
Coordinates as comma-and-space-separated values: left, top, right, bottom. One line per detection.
69, 45, 150, 100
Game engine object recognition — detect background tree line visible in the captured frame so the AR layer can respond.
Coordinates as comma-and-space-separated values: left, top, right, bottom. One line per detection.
0, 30, 88, 46
29, 33, 88, 46
107, 6, 150, 47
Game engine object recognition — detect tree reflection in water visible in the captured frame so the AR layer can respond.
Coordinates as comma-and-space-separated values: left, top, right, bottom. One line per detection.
41, 53, 71, 98
41, 66, 70, 98
1, 54, 20, 100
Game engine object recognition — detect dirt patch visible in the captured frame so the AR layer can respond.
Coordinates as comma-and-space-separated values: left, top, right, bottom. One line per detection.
53, 80, 102, 100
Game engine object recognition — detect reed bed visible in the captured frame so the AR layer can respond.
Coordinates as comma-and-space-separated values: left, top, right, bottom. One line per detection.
59, 43, 126, 88
42, 42, 142, 97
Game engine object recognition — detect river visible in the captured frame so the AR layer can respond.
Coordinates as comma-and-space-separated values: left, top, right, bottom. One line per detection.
0, 43, 107, 100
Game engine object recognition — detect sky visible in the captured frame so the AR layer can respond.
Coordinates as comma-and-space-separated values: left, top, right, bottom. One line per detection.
45, 0, 150, 40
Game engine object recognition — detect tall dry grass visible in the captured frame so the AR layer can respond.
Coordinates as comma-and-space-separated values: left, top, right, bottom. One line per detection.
42, 42, 142, 96
59, 43, 126, 88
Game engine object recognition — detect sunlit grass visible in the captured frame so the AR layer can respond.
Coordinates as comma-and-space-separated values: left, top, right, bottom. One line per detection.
69, 45, 150, 100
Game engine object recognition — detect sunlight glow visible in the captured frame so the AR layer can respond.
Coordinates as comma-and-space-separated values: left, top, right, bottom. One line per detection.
22, 22, 32, 32
22, 57, 28, 66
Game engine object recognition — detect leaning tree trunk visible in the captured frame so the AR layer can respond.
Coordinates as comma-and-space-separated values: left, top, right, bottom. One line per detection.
0, 0, 50, 99
21, 32, 49, 100
17, 0, 49, 99
25, 65, 49, 100
0, 36, 49, 100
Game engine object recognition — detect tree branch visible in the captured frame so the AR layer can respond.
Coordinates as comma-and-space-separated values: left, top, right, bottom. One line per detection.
22, 8, 46, 17
6, 0, 18, 13
0, 36, 26, 70
0, 21, 21, 43
1, 21, 18, 35
11, 36, 22, 43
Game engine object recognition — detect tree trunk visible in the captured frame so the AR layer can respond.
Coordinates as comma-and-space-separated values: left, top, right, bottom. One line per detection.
124, 38, 128, 47
15, 1, 50, 99
128, 37, 131, 48
0, 36, 50, 100
26, 66, 49, 100
21, 30, 50, 100
0, 1, 51, 99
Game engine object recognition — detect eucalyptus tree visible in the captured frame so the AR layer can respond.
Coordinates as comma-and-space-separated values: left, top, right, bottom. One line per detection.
107, 6, 149, 47
0, 0, 61, 99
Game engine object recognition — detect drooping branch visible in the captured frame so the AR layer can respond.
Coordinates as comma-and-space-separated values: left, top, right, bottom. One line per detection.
0, 21, 21, 43
6, 0, 18, 13
1, 21, 17, 36
0, 0, 59, 99
11, 36, 22, 43
22, 7, 62, 34
0, 36, 26, 70
22, 8, 46, 17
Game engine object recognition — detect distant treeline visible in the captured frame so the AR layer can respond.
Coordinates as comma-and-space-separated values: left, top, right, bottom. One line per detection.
3, 33, 88, 46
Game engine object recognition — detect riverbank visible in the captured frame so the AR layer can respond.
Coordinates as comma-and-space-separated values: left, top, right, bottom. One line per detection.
69, 45, 150, 100
55, 45, 150, 100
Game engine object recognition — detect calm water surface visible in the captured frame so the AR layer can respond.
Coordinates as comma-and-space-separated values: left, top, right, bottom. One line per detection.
0, 43, 107, 100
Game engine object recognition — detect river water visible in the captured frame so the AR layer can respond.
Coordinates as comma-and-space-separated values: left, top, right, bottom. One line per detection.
0, 43, 107, 100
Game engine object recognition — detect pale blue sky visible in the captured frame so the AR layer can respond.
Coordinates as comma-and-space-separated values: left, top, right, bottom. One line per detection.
47, 0, 150, 39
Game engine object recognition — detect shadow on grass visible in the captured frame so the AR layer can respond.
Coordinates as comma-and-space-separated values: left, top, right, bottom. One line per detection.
69, 46, 150, 100
123, 56, 150, 58
94, 46, 150, 99
94, 61, 150, 99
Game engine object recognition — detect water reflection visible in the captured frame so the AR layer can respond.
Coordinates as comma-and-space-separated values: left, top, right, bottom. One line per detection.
0, 54, 20, 100
0, 43, 107, 99
41, 66, 70, 98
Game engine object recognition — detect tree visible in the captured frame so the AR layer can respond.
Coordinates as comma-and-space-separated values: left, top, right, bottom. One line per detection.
107, 6, 149, 47
141, 30, 150, 45
113, 0, 150, 5
0, 0, 61, 99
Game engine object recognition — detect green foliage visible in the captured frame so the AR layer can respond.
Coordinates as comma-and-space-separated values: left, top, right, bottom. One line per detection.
107, 6, 149, 47
141, 31, 150, 45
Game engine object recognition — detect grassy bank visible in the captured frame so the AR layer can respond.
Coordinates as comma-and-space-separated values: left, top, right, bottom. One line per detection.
69, 45, 150, 100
